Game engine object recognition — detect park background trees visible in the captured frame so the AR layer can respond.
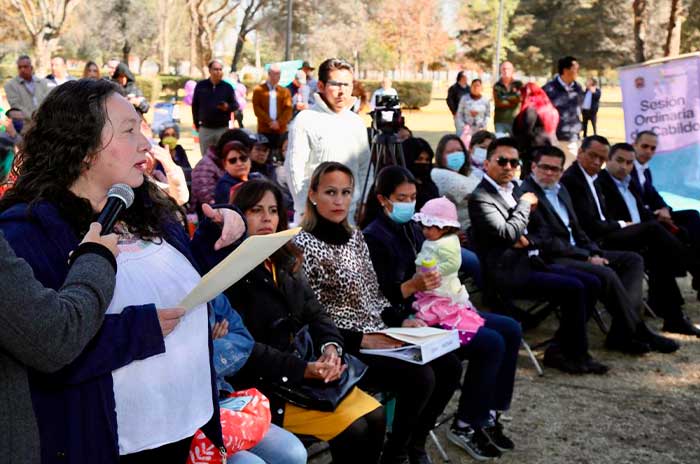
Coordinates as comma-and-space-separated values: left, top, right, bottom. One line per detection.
0, 0, 698, 76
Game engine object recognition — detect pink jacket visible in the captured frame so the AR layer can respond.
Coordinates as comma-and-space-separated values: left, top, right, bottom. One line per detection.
191, 147, 224, 208
234, 83, 247, 111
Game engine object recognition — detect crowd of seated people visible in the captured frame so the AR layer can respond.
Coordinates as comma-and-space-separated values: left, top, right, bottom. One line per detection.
2, 58, 699, 464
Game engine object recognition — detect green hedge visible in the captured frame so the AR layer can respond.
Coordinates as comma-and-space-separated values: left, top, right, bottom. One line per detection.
160, 75, 192, 96
358, 80, 432, 109
135, 76, 162, 103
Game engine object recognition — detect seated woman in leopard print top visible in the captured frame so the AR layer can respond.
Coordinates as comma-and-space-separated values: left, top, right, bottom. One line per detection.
293, 161, 463, 464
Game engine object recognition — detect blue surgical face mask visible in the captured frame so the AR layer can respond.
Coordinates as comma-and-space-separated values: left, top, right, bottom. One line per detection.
445, 151, 465, 171
471, 147, 487, 165
387, 200, 416, 224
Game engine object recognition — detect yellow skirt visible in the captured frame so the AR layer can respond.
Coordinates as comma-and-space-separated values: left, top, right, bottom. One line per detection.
282, 387, 381, 441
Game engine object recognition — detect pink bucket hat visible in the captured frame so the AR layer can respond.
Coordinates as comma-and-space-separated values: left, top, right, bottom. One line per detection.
412, 196, 460, 228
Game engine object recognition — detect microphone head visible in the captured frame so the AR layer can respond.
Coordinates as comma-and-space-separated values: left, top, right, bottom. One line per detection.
107, 183, 135, 208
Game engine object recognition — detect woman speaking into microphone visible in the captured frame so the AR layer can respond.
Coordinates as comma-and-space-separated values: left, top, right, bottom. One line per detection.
0, 79, 245, 464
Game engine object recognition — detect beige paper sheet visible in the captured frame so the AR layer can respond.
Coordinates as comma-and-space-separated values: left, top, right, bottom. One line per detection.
179, 227, 301, 311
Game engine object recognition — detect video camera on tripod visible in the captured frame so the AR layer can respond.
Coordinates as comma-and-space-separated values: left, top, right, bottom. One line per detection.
371, 94, 402, 134
357, 93, 407, 226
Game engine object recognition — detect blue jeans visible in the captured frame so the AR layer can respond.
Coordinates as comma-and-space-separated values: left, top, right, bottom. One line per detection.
227, 424, 307, 464
455, 312, 522, 427
460, 247, 483, 288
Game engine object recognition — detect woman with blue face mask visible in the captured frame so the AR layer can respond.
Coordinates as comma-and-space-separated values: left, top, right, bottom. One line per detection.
364, 167, 520, 462
468, 130, 495, 174
429, 135, 484, 285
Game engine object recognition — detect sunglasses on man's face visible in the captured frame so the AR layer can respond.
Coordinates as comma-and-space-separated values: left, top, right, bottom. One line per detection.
495, 157, 521, 168
227, 154, 249, 164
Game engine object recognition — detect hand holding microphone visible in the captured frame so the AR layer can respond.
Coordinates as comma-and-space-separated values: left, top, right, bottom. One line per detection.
97, 184, 135, 235
80, 223, 120, 257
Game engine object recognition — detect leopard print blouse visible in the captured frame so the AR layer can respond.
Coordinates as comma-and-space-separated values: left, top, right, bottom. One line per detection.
294, 229, 389, 333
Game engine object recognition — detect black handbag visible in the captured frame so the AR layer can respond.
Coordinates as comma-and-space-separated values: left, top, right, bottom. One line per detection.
271, 325, 368, 412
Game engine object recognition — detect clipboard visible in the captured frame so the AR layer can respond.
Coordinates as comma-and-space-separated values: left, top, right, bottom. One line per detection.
179, 227, 301, 311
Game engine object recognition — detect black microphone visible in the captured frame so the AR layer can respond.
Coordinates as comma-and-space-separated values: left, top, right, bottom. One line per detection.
97, 184, 135, 235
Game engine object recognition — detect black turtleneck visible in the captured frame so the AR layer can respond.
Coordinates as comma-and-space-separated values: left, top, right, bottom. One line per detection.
308, 214, 352, 245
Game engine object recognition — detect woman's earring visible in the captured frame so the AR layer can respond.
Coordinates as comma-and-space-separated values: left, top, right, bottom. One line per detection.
311, 201, 318, 206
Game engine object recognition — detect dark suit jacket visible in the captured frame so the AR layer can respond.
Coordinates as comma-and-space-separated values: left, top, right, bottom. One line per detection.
560, 161, 622, 241
520, 177, 602, 261
629, 165, 669, 212
595, 170, 655, 223
468, 179, 534, 288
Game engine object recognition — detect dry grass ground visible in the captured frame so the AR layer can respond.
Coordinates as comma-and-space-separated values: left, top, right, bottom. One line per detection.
427, 276, 700, 464
172, 87, 698, 464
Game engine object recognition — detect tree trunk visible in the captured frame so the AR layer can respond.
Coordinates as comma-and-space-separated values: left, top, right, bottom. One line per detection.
230, 1, 257, 72
157, 0, 172, 73
231, 18, 252, 72
664, 0, 682, 57
633, 0, 647, 62
188, 0, 199, 77
163, 10, 171, 72
122, 40, 131, 65
33, 34, 50, 75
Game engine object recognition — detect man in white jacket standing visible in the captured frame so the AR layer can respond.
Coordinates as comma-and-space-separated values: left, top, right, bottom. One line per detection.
285, 58, 371, 224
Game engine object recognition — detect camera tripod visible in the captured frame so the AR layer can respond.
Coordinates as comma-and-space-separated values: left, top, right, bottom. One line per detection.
358, 130, 406, 226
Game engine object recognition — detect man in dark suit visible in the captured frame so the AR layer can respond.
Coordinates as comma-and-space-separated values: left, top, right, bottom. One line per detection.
521, 145, 678, 354
581, 78, 601, 137
561, 135, 698, 336
468, 137, 608, 374
632, 130, 700, 292
596, 143, 700, 336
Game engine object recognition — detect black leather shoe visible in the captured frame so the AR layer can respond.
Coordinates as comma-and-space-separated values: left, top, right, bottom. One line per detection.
604, 337, 651, 355
662, 317, 700, 338
543, 348, 588, 374
582, 353, 610, 375
647, 332, 681, 353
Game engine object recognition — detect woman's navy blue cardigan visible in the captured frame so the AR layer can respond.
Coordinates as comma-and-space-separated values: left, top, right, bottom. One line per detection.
0, 201, 224, 463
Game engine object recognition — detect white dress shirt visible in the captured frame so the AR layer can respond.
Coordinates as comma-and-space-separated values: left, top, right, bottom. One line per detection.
634, 159, 648, 190
483, 174, 517, 209
267, 82, 277, 121
578, 163, 606, 221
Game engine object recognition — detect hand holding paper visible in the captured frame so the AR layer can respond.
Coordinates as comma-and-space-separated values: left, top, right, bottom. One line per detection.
179, 227, 301, 311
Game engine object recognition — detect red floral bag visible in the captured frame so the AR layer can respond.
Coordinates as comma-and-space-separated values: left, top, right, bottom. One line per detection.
188, 388, 271, 464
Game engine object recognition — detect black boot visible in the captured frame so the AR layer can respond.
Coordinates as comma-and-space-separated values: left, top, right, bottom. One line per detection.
636, 322, 680, 353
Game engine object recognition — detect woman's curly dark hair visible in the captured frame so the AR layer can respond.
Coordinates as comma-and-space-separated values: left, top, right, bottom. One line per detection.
0, 78, 185, 239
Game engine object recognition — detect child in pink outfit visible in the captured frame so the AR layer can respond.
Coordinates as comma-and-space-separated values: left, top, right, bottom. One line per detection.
412, 197, 484, 345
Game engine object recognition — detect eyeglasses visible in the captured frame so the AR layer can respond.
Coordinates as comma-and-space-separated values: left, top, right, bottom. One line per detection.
226, 154, 249, 164
495, 157, 521, 168
536, 163, 562, 173
326, 80, 352, 88
210, 67, 223, 72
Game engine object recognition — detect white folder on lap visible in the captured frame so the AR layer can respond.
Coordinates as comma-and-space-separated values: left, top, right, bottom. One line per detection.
360, 327, 460, 365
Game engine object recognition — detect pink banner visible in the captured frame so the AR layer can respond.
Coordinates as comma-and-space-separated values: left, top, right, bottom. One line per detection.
620, 54, 700, 153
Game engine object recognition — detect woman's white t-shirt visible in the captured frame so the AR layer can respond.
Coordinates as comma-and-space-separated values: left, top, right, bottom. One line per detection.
106, 238, 212, 455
